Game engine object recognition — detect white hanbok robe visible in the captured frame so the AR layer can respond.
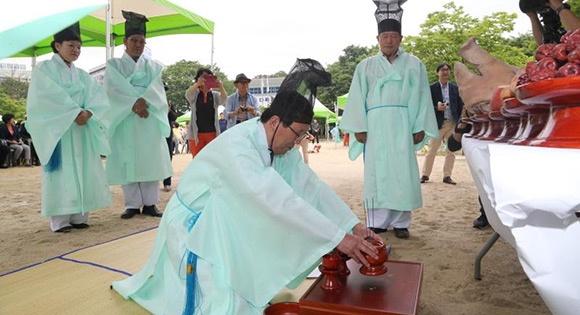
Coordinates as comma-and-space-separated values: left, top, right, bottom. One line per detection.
26, 54, 111, 216
340, 50, 438, 211
112, 119, 361, 314
104, 52, 172, 185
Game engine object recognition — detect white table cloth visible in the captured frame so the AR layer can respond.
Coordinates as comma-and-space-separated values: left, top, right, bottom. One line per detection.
463, 136, 580, 315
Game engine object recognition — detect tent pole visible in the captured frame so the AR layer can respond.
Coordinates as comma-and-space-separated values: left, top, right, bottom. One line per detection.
106, 0, 112, 61
210, 34, 214, 70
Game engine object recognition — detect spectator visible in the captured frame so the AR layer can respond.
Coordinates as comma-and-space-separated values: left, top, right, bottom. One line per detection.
224, 73, 260, 129
26, 22, 111, 233
446, 120, 489, 229
339, 0, 438, 239
163, 98, 178, 192
104, 11, 171, 219
310, 119, 320, 143
0, 114, 32, 167
296, 132, 314, 164
420, 63, 464, 185
0, 139, 9, 168
218, 112, 228, 133
172, 122, 181, 155
18, 115, 40, 166
111, 90, 382, 314
521, 0, 578, 45
185, 68, 227, 158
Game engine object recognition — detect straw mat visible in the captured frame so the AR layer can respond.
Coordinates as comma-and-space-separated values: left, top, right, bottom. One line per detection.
0, 227, 314, 314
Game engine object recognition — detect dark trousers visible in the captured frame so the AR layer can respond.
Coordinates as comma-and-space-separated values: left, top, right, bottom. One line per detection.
163, 137, 174, 186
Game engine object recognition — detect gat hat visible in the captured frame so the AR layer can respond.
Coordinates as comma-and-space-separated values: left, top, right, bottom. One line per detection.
374, 0, 407, 34
234, 73, 252, 84
122, 10, 148, 38
54, 22, 81, 43
263, 90, 313, 125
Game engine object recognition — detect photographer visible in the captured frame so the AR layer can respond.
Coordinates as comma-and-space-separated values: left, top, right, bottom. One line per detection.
224, 73, 260, 129
521, 0, 580, 44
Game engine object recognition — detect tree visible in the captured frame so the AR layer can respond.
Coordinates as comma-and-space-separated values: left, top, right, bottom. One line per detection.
402, 2, 534, 83
0, 78, 29, 100
316, 2, 535, 110
255, 71, 287, 78
162, 60, 234, 114
0, 92, 27, 120
317, 45, 375, 108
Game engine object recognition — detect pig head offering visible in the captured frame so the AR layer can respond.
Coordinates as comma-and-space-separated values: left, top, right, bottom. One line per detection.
454, 38, 519, 116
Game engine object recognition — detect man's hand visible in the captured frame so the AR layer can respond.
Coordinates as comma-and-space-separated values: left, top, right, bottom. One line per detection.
437, 101, 447, 112
413, 131, 425, 144
355, 132, 367, 144
336, 233, 379, 268
352, 223, 382, 243
75, 110, 92, 125
132, 98, 149, 118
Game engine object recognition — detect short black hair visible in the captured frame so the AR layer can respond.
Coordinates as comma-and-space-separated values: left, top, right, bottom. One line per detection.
261, 91, 313, 126
195, 68, 213, 80
2, 113, 14, 124
436, 63, 451, 72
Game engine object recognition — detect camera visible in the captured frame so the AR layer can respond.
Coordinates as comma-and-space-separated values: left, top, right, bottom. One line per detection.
519, 0, 565, 43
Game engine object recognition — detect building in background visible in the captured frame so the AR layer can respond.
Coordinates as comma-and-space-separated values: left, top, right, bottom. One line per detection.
0, 63, 31, 82
249, 76, 283, 107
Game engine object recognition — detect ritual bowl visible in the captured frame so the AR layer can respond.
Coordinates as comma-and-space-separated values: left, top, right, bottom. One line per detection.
263, 302, 300, 315
322, 252, 341, 270
360, 239, 388, 276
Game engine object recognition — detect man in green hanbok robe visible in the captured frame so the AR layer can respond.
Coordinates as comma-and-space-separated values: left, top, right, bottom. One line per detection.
26, 23, 111, 233
112, 91, 382, 315
340, 0, 438, 239
104, 11, 172, 220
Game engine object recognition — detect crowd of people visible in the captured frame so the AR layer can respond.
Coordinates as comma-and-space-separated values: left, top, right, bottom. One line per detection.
5, 0, 580, 313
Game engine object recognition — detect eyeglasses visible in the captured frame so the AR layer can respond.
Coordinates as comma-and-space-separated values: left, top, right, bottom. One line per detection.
287, 124, 308, 141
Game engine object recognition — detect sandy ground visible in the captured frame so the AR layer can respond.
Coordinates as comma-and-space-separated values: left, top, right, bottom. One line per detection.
0, 141, 550, 314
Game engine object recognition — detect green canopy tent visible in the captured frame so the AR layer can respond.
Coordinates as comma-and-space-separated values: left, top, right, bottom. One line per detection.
337, 93, 348, 109
176, 111, 191, 123
313, 98, 336, 119
0, 0, 107, 60
6, 0, 214, 64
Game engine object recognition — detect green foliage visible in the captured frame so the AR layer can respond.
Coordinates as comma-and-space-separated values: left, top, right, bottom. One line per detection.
0, 91, 27, 120
571, 0, 580, 16
161, 60, 234, 114
402, 2, 534, 83
255, 71, 287, 78
0, 78, 29, 100
317, 45, 375, 107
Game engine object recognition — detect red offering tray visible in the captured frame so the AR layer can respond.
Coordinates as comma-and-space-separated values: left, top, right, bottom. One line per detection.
516, 76, 580, 148
470, 113, 490, 139
264, 302, 300, 315
516, 76, 580, 106
299, 259, 423, 315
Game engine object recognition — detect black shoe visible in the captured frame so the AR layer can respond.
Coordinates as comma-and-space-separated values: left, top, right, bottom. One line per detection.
369, 227, 388, 234
54, 226, 72, 233
473, 216, 489, 229
420, 175, 429, 183
71, 223, 90, 229
393, 228, 410, 239
443, 176, 457, 185
120, 208, 140, 219
142, 205, 163, 217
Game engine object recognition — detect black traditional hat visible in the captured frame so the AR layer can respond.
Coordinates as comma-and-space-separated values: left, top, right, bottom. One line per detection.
54, 22, 81, 43
277, 58, 332, 109
374, 0, 407, 34
122, 10, 148, 38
